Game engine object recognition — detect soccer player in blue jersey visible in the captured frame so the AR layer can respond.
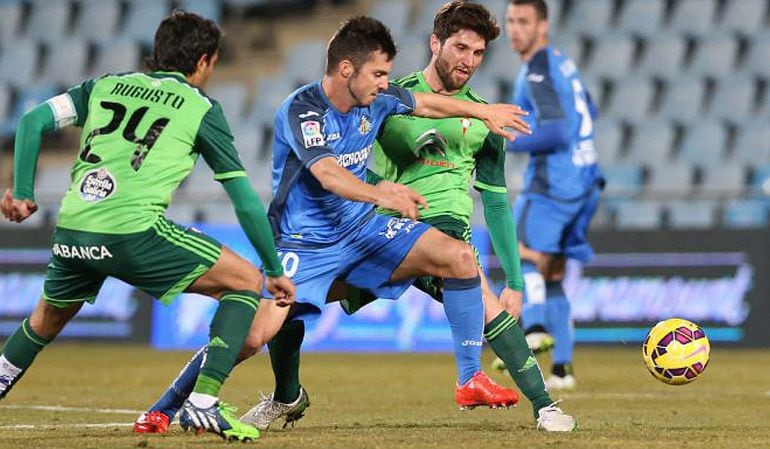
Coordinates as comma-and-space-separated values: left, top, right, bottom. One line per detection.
495, 0, 604, 391
135, 15, 531, 433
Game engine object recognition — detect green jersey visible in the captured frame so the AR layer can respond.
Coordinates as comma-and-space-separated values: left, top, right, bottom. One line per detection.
374, 71, 507, 224
51, 71, 245, 234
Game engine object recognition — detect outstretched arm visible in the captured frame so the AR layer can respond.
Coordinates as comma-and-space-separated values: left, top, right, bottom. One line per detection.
506, 118, 570, 153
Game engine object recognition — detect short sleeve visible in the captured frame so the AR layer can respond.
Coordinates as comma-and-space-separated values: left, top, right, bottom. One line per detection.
474, 132, 507, 194
60, 78, 96, 128
527, 52, 565, 121
284, 93, 335, 168
380, 84, 416, 116
195, 101, 247, 181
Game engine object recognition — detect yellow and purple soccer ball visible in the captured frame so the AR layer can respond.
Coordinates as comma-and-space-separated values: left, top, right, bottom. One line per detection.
642, 318, 710, 385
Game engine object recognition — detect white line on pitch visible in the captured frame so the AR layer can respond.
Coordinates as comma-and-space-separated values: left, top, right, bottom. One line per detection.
0, 422, 133, 430
0, 404, 143, 414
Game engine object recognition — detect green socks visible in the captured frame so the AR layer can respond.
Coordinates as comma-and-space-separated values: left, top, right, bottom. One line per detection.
193, 291, 259, 397
268, 319, 305, 403
2, 318, 50, 369
484, 312, 552, 416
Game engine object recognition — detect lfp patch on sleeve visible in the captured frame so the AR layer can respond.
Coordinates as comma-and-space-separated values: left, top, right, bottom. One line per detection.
301, 120, 325, 148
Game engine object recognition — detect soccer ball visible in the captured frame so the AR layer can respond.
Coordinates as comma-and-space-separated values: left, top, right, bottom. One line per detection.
642, 318, 710, 385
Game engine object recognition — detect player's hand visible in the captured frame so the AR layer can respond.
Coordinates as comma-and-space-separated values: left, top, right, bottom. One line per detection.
479, 103, 531, 141
500, 287, 523, 319
1, 189, 38, 223
266, 275, 296, 307
375, 182, 428, 221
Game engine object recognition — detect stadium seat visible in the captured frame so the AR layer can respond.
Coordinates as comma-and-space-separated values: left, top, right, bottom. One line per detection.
585, 33, 636, 80
181, 163, 226, 199
616, 0, 665, 37
248, 75, 295, 129
636, 33, 687, 79
0, 83, 10, 128
180, 0, 222, 22
699, 162, 746, 196
232, 124, 263, 168
624, 120, 675, 164
247, 158, 273, 197
580, 74, 602, 107
705, 76, 757, 121
0, 39, 39, 88
121, 0, 171, 47
655, 78, 704, 122
199, 203, 238, 224
90, 40, 141, 76
744, 32, 770, 77
550, 37, 583, 67
600, 163, 644, 196
545, 0, 564, 28
613, 199, 663, 229
646, 162, 694, 194
24, 0, 72, 43
667, 0, 717, 36
36, 165, 72, 203
75, 0, 122, 44
723, 199, 768, 228
415, 0, 449, 37
468, 73, 502, 103
40, 39, 90, 87
732, 120, 770, 164
476, 37, 521, 83
666, 199, 717, 229
207, 82, 249, 128
0, 1, 23, 44
677, 120, 728, 167
1, 84, 57, 137
719, 0, 767, 36
563, 0, 615, 38
164, 202, 201, 225
504, 152, 527, 191
603, 76, 654, 122
594, 119, 623, 163
750, 165, 770, 195
687, 34, 739, 78
391, 34, 430, 79
369, 0, 411, 40
476, 0, 507, 22
284, 39, 327, 85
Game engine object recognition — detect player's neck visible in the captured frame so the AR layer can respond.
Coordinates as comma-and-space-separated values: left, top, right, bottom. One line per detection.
521, 39, 549, 62
422, 65, 461, 96
321, 76, 355, 114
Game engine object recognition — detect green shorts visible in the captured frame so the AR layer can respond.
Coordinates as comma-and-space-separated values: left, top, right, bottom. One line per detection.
43, 216, 222, 307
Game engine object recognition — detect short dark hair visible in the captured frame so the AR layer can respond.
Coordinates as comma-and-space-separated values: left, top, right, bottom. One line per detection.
433, 1, 501, 44
326, 16, 397, 75
509, 0, 549, 20
146, 10, 222, 75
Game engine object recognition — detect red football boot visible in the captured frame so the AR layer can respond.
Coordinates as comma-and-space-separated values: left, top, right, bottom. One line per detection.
455, 371, 519, 410
133, 411, 171, 434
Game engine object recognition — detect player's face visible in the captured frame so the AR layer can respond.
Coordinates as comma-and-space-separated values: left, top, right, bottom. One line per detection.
348, 50, 392, 106
433, 29, 487, 91
506, 4, 547, 56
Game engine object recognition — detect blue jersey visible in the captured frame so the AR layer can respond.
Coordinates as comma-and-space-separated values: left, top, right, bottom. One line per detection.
269, 82, 416, 246
512, 45, 602, 201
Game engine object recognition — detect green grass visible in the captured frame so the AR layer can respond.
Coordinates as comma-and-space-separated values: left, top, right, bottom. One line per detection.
1, 344, 769, 449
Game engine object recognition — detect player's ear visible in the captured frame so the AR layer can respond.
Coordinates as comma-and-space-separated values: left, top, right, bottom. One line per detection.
429, 34, 441, 56
339, 59, 354, 79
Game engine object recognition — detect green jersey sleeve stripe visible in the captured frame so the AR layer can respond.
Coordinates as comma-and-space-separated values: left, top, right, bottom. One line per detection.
213, 170, 247, 181
152, 221, 220, 263
155, 219, 221, 258
474, 180, 507, 194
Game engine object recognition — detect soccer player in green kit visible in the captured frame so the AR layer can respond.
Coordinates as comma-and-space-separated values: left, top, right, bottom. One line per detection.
0, 10, 295, 441
370, 1, 574, 431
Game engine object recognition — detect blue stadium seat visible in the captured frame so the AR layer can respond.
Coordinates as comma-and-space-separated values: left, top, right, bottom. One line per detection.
646, 162, 694, 194
248, 75, 295, 129
24, 0, 72, 43
2, 84, 58, 137
624, 120, 675, 163
90, 39, 141, 76
687, 34, 739, 78
750, 165, 770, 195
733, 120, 770, 164
40, 39, 90, 87
0, 83, 10, 128
0, 39, 39, 88
563, 0, 615, 38
604, 76, 654, 122
723, 199, 768, 228
36, 164, 72, 203
601, 163, 644, 196
744, 32, 770, 77
476, 37, 521, 83
232, 124, 262, 166
476, 0, 507, 22
180, 0, 222, 22
636, 33, 687, 79
391, 34, 430, 79
284, 39, 327, 85
415, 0, 448, 37
594, 119, 623, 163
677, 120, 727, 167
667, 0, 717, 36
0, 1, 23, 44
207, 82, 249, 128
666, 199, 717, 229
705, 76, 757, 121
612, 199, 663, 229
121, 0, 171, 47
468, 74, 502, 103
699, 162, 746, 196
247, 158, 273, 197
655, 78, 704, 122
585, 33, 635, 80
75, 0, 122, 44
719, 0, 767, 36
369, 0, 411, 40
617, 0, 665, 37
181, 163, 225, 198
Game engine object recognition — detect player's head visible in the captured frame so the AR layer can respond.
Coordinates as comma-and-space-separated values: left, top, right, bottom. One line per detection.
326, 16, 397, 106
429, 1, 500, 91
146, 10, 222, 85
506, 0, 549, 59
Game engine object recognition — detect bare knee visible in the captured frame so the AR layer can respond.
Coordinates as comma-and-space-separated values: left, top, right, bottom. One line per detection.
445, 243, 478, 279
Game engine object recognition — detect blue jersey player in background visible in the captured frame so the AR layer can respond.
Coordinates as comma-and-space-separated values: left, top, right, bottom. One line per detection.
135, 15, 531, 433
495, 0, 604, 392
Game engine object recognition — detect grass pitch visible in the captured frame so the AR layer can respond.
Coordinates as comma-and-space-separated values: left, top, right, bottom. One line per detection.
0, 343, 769, 449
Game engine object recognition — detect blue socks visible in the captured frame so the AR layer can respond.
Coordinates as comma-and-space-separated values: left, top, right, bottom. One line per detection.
546, 281, 574, 364
521, 261, 547, 328
149, 346, 206, 419
443, 276, 484, 385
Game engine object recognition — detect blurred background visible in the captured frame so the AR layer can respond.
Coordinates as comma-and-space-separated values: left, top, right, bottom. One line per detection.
0, 0, 767, 350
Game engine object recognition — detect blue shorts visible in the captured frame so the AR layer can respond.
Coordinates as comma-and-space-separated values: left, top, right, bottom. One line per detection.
276, 214, 430, 320
513, 189, 600, 262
